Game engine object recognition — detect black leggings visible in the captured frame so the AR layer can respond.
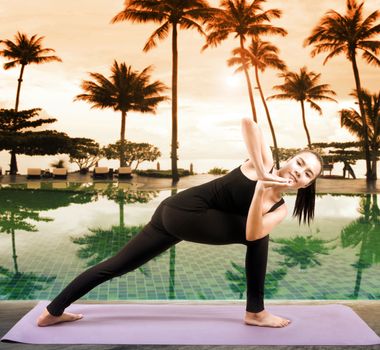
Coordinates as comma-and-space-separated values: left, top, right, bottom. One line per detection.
46, 201, 269, 316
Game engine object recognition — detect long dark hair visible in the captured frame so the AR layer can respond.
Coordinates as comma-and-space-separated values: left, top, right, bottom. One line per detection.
291, 150, 323, 226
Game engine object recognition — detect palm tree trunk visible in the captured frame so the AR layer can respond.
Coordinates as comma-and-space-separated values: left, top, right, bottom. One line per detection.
15, 64, 25, 112
120, 110, 127, 167
10, 64, 25, 175
353, 234, 367, 298
169, 246, 176, 299
300, 100, 312, 148
11, 227, 19, 274
254, 65, 280, 168
239, 37, 257, 122
351, 194, 370, 297
169, 188, 177, 299
371, 154, 377, 180
10, 150, 18, 175
171, 23, 179, 184
369, 139, 377, 182
369, 117, 379, 181
351, 55, 372, 181
119, 201, 125, 228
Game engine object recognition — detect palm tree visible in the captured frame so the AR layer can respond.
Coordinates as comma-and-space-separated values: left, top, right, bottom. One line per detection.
227, 37, 286, 168
111, 0, 214, 183
339, 89, 380, 179
0, 32, 62, 174
304, 0, 380, 180
75, 60, 168, 167
203, 0, 287, 122
268, 67, 337, 148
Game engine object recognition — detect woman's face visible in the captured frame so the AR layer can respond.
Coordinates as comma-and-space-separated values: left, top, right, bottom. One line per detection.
278, 152, 322, 189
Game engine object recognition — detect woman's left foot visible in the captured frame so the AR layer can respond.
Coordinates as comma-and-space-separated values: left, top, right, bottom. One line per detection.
244, 309, 291, 328
36, 308, 83, 327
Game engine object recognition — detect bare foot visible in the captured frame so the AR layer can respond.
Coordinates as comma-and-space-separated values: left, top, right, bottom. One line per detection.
36, 308, 83, 327
244, 309, 291, 328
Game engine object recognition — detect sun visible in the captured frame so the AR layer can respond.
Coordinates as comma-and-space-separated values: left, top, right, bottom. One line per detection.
225, 74, 242, 88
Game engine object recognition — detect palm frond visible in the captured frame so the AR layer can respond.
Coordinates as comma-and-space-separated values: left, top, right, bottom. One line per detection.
267, 93, 293, 101
179, 17, 205, 36
320, 45, 346, 64
75, 61, 167, 116
0, 32, 62, 69
361, 49, 380, 66
111, 9, 167, 24
358, 9, 380, 36
362, 23, 380, 38
3, 60, 19, 70
306, 99, 322, 115
143, 21, 170, 52
358, 40, 380, 53
339, 108, 363, 138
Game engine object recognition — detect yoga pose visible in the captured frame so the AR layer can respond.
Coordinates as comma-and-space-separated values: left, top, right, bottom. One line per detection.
37, 117, 322, 328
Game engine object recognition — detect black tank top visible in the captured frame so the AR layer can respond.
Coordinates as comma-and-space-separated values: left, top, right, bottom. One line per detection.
163, 163, 285, 216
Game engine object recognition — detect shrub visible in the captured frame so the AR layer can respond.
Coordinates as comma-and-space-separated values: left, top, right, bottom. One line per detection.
208, 167, 228, 175
134, 168, 191, 178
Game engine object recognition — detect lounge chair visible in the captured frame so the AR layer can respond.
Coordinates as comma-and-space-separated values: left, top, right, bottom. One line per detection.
27, 168, 42, 179
93, 167, 109, 179
117, 166, 133, 179
52, 168, 68, 179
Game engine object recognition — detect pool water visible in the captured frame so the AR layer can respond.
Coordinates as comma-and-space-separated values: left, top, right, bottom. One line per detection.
0, 182, 379, 303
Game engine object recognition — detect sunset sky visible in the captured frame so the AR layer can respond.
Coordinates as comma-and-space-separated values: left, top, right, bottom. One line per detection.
1, 0, 379, 173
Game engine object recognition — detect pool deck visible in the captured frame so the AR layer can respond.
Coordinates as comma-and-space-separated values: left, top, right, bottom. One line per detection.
1, 172, 380, 193
1, 173, 379, 349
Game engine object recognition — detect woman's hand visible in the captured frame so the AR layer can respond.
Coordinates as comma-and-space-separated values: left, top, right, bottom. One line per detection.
259, 169, 291, 185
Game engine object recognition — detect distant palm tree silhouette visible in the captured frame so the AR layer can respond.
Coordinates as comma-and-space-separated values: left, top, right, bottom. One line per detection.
268, 67, 337, 148
111, 0, 214, 183
203, 0, 287, 122
339, 89, 380, 179
0, 32, 61, 174
305, 0, 380, 180
75, 61, 168, 167
228, 37, 286, 168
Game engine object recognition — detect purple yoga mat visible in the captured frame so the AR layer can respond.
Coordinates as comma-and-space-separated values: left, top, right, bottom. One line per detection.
1, 301, 379, 345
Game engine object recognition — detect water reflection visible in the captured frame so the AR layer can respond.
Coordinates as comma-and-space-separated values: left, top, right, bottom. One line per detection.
0, 186, 378, 301
168, 188, 178, 299
0, 186, 96, 299
340, 194, 380, 299
71, 187, 161, 278
0, 266, 56, 300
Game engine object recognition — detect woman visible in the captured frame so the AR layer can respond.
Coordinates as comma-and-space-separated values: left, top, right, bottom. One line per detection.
37, 117, 322, 328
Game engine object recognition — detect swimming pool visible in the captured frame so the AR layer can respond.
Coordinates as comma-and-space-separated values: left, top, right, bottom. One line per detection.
0, 182, 379, 303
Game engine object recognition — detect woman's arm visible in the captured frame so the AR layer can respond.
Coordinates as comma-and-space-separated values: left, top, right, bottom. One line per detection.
241, 117, 273, 174
246, 183, 288, 241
